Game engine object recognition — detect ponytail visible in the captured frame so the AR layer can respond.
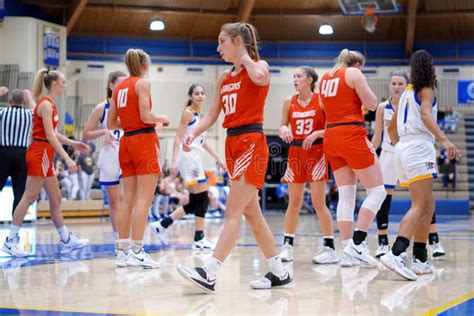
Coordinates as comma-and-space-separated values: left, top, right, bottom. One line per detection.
125, 49, 150, 77
329, 49, 365, 77
32, 68, 62, 98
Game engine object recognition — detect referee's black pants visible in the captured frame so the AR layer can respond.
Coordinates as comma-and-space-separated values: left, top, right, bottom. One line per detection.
0, 147, 28, 215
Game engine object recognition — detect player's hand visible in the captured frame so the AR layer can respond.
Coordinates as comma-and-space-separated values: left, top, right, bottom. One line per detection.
183, 135, 195, 152
157, 115, 169, 127
104, 131, 115, 147
66, 158, 78, 173
0, 86, 8, 96
278, 126, 293, 143
74, 141, 90, 154
217, 158, 227, 171
441, 139, 460, 160
170, 161, 178, 178
302, 132, 317, 150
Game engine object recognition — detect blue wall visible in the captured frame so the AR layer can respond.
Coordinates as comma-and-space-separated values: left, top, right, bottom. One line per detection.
67, 36, 474, 66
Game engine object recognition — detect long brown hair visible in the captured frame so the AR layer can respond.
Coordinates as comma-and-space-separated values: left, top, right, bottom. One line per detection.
124, 49, 150, 77
221, 22, 260, 61
107, 71, 127, 98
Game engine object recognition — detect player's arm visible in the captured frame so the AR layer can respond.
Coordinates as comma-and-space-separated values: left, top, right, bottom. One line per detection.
240, 56, 270, 86
136, 79, 169, 125
419, 88, 459, 159
83, 103, 109, 141
203, 142, 226, 170
346, 67, 377, 111
107, 93, 123, 130
278, 97, 293, 143
371, 103, 385, 149
387, 111, 399, 145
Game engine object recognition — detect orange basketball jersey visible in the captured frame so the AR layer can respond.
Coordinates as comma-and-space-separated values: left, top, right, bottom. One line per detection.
288, 93, 324, 141
32, 96, 59, 140
319, 68, 364, 125
220, 67, 269, 129
113, 77, 155, 133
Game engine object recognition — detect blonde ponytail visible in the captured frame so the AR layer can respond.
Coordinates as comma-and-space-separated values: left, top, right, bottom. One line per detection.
329, 49, 365, 76
221, 22, 261, 61
32, 68, 62, 98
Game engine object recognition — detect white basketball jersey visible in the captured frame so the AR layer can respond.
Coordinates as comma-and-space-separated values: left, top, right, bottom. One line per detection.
381, 100, 395, 152
100, 99, 123, 142
397, 85, 437, 143
182, 110, 206, 151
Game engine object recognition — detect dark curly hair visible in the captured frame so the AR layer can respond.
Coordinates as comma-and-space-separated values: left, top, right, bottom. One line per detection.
410, 50, 437, 92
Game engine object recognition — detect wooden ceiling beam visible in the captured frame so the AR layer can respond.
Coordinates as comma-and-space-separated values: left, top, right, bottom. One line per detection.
237, 0, 256, 22
22, 0, 67, 9
67, 0, 87, 34
405, 0, 418, 58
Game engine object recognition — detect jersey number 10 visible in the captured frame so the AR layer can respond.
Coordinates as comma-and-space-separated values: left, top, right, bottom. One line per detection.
222, 93, 237, 115
117, 88, 129, 108
321, 78, 340, 97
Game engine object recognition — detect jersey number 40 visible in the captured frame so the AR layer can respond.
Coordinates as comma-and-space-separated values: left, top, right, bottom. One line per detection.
321, 78, 340, 98
222, 93, 237, 115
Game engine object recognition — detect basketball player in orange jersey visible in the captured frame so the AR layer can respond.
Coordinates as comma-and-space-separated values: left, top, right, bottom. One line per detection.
83, 71, 126, 234
177, 22, 293, 293
278, 66, 337, 264
319, 49, 385, 268
107, 49, 169, 269
2, 69, 90, 257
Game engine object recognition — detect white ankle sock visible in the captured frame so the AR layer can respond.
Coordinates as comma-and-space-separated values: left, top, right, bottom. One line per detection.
131, 240, 143, 253
8, 225, 21, 240
115, 239, 130, 252
266, 255, 286, 279
57, 226, 70, 242
203, 256, 222, 279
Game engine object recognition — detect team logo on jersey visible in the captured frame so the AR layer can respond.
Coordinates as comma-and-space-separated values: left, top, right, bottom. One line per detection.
425, 162, 435, 171
220, 82, 241, 94
292, 110, 316, 118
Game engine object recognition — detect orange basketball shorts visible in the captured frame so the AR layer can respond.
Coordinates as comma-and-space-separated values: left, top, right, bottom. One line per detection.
119, 133, 161, 177
282, 144, 327, 183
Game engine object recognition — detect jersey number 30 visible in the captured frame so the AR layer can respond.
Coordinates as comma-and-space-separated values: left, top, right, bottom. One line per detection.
321, 78, 340, 97
117, 88, 129, 108
222, 93, 237, 115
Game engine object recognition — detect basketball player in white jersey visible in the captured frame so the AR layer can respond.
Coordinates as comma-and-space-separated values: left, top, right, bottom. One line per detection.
151, 84, 226, 250
83, 71, 126, 233
371, 71, 408, 257
381, 50, 459, 280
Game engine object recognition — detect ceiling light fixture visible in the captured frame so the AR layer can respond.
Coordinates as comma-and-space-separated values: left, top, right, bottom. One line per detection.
319, 23, 333, 35
150, 18, 165, 31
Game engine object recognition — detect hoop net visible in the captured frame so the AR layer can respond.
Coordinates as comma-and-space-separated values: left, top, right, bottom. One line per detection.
360, 7, 378, 34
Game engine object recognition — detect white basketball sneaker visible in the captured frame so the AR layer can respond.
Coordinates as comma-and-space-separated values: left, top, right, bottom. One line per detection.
150, 221, 169, 245
340, 251, 359, 267
410, 258, 434, 275
59, 232, 89, 254
431, 242, 445, 258
312, 246, 339, 264
127, 248, 160, 269
2, 236, 28, 258
193, 238, 215, 251
249, 269, 294, 290
115, 249, 129, 268
343, 239, 379, 268
375, 244, 389, 258
280, 243, 294, 262
380, 251, 417, 281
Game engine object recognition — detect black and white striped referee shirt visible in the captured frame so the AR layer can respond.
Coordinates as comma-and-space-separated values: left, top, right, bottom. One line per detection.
0, 106, 33, 148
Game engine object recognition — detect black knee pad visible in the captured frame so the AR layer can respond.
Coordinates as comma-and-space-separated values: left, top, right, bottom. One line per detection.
194, 191, 210, 218
431, 213, 436, 224
376, 194, 392, 230
183, 193, 197, 214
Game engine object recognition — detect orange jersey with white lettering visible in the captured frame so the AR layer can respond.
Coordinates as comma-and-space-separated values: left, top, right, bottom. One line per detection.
113, 76, 155, 132
220, 67, 269, 129
288, 93, 324, 141
32, 96, 58, 140
319, 68, 364, 125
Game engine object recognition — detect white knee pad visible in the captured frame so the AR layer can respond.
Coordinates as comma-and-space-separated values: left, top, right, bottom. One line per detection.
336, 185, 357, 222
361, 185, 387, 214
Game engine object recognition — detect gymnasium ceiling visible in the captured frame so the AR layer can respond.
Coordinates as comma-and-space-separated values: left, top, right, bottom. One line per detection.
23, 0, 474, 53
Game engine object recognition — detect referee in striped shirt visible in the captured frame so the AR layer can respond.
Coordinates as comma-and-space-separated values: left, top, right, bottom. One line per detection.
0, 88, 34, 214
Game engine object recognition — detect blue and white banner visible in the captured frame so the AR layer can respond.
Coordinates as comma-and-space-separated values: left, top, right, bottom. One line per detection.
0, 0, 5, 22
458, 80, 474, 105
43, 26, 61, 70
